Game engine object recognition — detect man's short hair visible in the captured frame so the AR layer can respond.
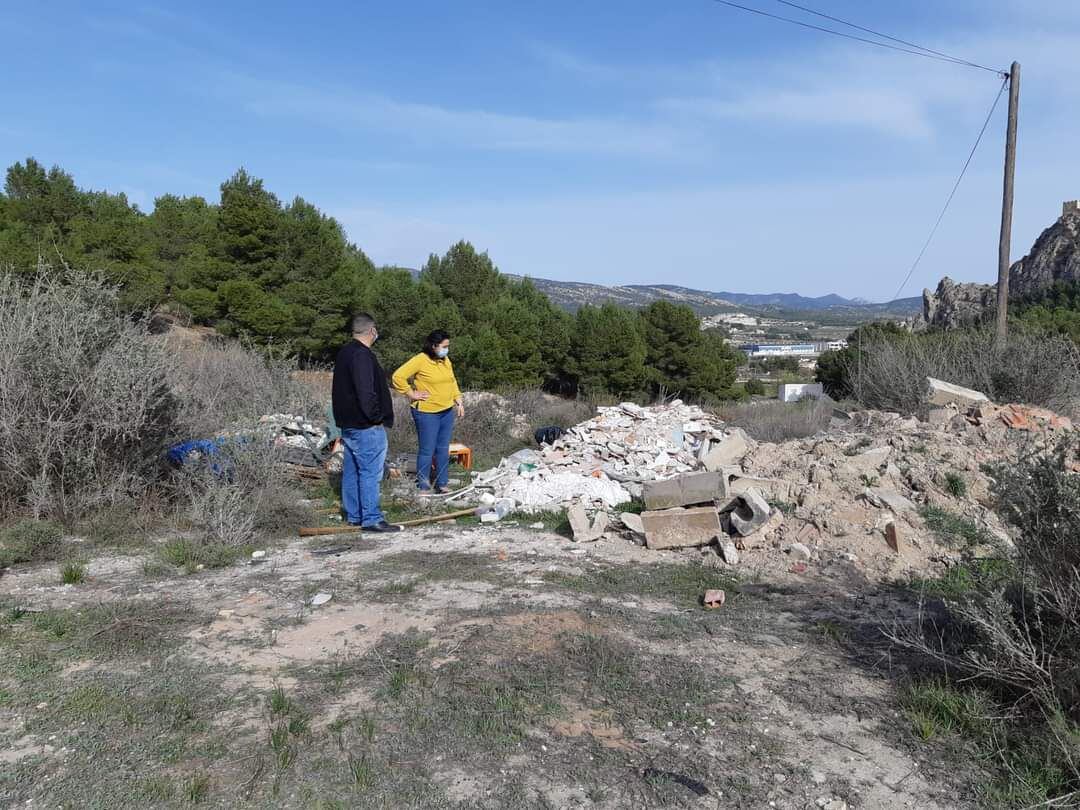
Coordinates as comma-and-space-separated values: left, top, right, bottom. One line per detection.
351, 313, 376, 335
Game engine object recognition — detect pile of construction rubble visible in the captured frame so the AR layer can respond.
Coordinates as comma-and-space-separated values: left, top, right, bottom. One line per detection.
471, 399, 751, 509
470, 378, 1075, 582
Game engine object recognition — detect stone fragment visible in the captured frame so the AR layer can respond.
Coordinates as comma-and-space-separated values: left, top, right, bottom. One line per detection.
643, 471, 729, 510
926, 377, 990, 409
567, 501, 606, 542
844, 447, 892, 477
729, 488, 771, 537
619, 512, 645, 536
641, 506, 721, 550
702, 589, 726, 608
310, 592, 332, 606
720, 541, 740, 565
787, 542, 812, 561
885, 521, 901, 553
702, 428, 753, 472
865, 487, 917, 514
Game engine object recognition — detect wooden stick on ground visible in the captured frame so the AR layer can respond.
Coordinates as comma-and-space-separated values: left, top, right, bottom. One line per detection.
298, 507, 478, 537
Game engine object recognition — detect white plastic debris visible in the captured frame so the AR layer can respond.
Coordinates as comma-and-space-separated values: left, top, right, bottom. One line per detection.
310, 592, 333, 606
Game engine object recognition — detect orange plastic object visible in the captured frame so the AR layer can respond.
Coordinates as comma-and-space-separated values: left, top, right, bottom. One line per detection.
448, 443, 473, 470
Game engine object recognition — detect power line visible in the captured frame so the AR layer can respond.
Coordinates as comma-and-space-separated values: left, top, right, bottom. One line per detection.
890, 76, 1010, 302
772, 0, 1003, 74
708, 0, 1005, 75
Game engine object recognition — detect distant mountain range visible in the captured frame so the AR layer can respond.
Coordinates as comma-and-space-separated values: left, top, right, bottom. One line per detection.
505, 277, 921, 318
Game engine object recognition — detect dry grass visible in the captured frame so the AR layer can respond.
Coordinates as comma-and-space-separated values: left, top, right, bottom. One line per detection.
848, 327, 1080, 417
715, 397, 833, 442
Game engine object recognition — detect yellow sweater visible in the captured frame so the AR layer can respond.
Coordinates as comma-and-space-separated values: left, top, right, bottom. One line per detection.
391, 353, 462, 413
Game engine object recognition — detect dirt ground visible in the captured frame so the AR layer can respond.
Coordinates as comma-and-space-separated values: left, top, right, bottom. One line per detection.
0, 519, 987, 809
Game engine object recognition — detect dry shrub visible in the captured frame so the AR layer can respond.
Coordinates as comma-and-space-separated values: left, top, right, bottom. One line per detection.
849, 328, 1080, 417
169, 437, 307, 551
716, 397, 833, 442
891, 438, 1080, 803
167, 340, 323, 438
0, 269, 175, 519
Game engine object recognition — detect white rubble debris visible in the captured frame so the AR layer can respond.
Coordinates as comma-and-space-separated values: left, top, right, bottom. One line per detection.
474, 400, 741, 513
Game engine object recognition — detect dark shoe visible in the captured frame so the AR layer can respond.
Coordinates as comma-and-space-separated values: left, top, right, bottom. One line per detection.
364, 521, 404, 533
434, 485, 450, 495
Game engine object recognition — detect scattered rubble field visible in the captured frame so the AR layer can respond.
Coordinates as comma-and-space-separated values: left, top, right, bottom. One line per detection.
4, 390, 1066, 808
4, 522, 988, 809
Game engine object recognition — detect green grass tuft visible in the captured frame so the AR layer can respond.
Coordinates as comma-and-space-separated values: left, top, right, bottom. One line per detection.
60, 560, 86, 585
945, 472, 968, 499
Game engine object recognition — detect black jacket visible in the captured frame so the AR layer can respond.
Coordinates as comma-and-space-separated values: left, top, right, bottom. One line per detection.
332, 341, 394, 429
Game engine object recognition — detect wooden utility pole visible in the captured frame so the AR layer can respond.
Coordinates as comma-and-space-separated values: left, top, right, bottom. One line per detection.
995, 61, 1020, 345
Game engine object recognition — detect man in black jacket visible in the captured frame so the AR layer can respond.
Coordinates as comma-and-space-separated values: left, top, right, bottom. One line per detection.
331, 313, 403, 532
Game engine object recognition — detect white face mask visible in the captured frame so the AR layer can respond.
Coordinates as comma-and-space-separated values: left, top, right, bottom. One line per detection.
435, 347, 449, 359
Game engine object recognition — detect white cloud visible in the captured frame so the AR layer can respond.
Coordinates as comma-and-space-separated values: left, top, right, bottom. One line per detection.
230, 75, 700, 160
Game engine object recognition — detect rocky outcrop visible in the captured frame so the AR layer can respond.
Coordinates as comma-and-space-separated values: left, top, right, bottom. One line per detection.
1009, 205, 1080, 298
920, 203, 1080, 329
921, 277, 995, 330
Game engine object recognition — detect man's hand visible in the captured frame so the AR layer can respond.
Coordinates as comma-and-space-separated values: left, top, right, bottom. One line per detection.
455, 401, 465, 418
408, 390, 430, 403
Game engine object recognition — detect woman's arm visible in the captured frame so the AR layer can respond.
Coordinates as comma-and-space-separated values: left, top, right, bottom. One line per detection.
450, 361, 464, 417
391, 355, 429, 402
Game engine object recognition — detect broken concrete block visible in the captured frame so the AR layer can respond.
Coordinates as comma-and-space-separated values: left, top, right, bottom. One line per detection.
729, 488, 771, 537
567, 501, 606, 542
720, 541, 740, 565
885, 521, 901, 553
734, 510, 784, 549
926, 377, 990, 409
643, 471, 729, 511
619, 512, 645, 536
641, 506, 721, 550
702, 589, 726, 609
702, 429, 752, 472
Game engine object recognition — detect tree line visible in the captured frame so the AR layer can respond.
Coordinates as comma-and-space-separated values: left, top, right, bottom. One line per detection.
0, 158, 742, 401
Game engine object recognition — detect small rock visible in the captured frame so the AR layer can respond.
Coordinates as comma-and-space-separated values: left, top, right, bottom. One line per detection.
811, 771, 828, 785
619, 512, 645, 536
787, 542, 812, 561
310, 592, 333, 606
702, 589, 726, 609
720, 541, 740, 566
885, 521, 901, 553
251, 550, 267, 560
529, 522, 545, 530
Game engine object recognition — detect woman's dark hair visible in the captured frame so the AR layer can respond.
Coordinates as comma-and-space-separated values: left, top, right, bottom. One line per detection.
422, 329, 451, 359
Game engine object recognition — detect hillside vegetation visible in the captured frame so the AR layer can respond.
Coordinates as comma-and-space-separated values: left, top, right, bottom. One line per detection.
0, 158, 741, 401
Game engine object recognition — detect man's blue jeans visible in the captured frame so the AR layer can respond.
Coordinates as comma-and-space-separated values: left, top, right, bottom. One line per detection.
340, 426, 387, 527
411, 407, 455, 490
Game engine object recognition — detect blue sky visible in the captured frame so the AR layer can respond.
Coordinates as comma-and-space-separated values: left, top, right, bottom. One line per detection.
2, 1, 1078, 301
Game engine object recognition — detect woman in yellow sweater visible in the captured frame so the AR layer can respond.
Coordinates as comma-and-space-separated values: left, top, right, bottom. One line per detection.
391, 330, 465, 493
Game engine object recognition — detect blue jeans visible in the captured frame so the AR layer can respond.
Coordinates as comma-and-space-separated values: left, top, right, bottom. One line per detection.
412, 407, 455, 489
340, 426, 387, 527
